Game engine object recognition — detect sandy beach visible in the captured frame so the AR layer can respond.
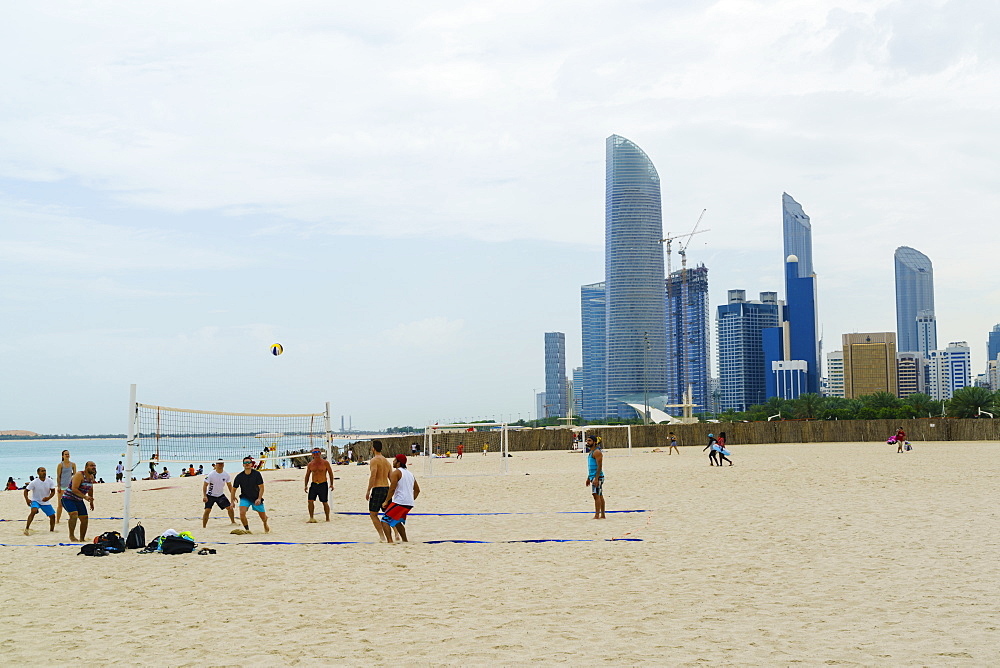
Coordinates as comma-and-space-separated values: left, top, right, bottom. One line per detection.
1, 441, 998, 665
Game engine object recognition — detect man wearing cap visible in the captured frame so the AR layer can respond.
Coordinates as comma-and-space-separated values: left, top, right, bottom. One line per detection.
202, 459, 236, 528
304, 448, 335, 523
381, 454, 420, 543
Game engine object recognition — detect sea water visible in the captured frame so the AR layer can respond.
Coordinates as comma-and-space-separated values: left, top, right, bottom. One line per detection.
0, 437, 359, 485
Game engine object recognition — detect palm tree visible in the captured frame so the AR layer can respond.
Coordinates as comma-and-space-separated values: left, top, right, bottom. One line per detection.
946, 386, 998, 418
762, 396, 788, 419
903, 393, 937, 418
862, 391, 903, 411
791, 393, 825, 419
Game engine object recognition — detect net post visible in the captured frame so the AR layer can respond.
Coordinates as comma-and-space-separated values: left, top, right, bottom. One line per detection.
503, 423, 509, 474
122, 384, 137, 537
627, 425, 633, 456
324, 402, 332, 463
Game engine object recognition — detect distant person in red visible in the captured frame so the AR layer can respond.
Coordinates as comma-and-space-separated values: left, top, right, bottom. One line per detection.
895, 427, 906, 453
457, 443, 464, 459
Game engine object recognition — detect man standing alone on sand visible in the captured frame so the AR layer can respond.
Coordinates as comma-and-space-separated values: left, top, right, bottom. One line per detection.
62, 461, 97, 541
584, 435, 605, 519
457, 442, 464, 459
305, 448, 335, 522
202, 459, 236, 528
668, 432, 680, 455
381, 454, 420, 543
232, 457, 269, 534
24, 467, 57, 535
366, 440, 391, 542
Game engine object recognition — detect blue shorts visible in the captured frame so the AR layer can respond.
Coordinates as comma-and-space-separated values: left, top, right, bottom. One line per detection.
31, 501, 56, 517
61, 497, 88, 516
590, 476, 604, 496
239, 498, 266, 513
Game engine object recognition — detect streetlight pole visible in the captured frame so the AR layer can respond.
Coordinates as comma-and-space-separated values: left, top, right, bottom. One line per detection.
643, 332, 650, 426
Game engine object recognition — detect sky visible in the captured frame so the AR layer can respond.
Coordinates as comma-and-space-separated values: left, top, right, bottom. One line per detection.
2, 1, 999, 434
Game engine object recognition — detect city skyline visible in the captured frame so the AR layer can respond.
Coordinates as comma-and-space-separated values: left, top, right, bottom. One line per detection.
3, 4, 1000, 432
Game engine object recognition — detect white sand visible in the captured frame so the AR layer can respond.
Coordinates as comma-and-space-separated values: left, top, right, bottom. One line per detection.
1, 442, 998, 665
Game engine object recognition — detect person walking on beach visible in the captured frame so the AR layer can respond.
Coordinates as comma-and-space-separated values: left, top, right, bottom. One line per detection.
366, 440, 391, 542
482, 442, 489, 456
304, 448, 335, 523
55, 450, 76, 524
232, 457, 269, 534
381, 454, 420, 543
717, 432, 733, 466
62, 461, 97, 542
704, 434, 720, 466
23, 467, 57, 535
895, 427, 907, 453
115, 461, 124, 483
584, 435, 606, 519
202, 459, 236, 528
668, 432, 680, 455
456, 442, 464, 459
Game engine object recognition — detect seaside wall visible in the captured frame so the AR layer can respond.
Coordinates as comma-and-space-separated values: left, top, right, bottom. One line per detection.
345, 418, 1000, 458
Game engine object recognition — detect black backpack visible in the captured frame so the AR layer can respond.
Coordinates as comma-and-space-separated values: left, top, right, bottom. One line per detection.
125, 524, 146, 550
78, 543, 109, 556
96, 531, 126, 553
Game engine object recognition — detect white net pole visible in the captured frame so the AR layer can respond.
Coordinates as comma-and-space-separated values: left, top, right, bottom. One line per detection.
627, 425, 633, 456
122, 383, 137, 537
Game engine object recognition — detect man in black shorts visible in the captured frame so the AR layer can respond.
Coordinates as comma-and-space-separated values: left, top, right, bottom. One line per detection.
304, 449, 335, 522
366, 440, 392, 542
202, 459, 236, 527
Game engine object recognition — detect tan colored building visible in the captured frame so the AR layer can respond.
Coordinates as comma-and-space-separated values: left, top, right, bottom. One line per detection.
843, 332, 897, 398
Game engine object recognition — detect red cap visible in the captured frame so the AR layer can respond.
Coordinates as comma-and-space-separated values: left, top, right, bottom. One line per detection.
395, 454, 407, 465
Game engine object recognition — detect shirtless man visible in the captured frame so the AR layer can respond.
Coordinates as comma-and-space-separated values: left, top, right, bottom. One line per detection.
304, 449, 335, 522
62, 461, 97, 541
366, 440, 392, 542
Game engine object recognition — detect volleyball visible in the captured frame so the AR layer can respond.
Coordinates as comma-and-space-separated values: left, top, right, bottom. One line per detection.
270, 343, 283, 356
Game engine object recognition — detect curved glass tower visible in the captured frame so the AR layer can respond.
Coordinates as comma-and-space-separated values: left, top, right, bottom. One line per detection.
782, 193, 813, 278
894, 246, 936, 355
605, 135, 668, 412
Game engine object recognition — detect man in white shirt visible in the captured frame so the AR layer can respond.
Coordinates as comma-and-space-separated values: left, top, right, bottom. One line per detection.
202, 459, 236, 528
24, 466, 57, 535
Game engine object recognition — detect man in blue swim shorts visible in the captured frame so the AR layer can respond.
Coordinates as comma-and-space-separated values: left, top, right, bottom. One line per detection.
585, 435, 605, 519
24, 466, 57, 535
232, 457, 269, 534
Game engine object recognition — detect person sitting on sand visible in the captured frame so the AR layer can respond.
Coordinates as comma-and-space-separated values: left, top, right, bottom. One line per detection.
6, 477, 18, 491
159, 467, 171, 479
196, 465, 204, 475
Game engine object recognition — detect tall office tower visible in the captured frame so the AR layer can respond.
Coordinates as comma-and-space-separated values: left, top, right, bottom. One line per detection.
896, 352, 926, 398
782, 193, 813, 278
825, 350, 845, 398
989, 324, 1000, 361
543, 332, 567, 418
604, 135, 668, 417
666, 264, 710, 412
717, 290, 781, 411
925, 341, 972, 401
571, 367, 583, 417
580, 282, 607, 420
988, 358, 999, 391
764, 253, 820, 399
842, 332, 897, 398
894, 247, 936, 355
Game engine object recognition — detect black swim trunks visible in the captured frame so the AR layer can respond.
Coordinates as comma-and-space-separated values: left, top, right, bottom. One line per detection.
204, 494, 231, 510
308, 481, 329, 503
369, 486, 389, 513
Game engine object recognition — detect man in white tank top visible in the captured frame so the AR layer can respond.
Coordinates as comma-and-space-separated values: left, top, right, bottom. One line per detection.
380, 454, 421, 544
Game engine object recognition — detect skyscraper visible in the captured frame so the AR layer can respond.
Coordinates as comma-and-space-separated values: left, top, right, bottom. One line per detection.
571, 366, 583, 417
666, 264, 710, 412
988, 324, 1000, 361
764, 252, 820, 398
543, 332, 567, 418
604, 135, 668, 415
842, 332, 897, 398
894, 247, 936, 356
580, 281, 607, 420
717, 289, 781, 411
896, 352, 925, 398
782, 193, 813, 278
925, 342, 972, 401
825, 350, 845, 398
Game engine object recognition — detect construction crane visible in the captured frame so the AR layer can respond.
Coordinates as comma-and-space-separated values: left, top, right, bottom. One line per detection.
659, 209, 709, 420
